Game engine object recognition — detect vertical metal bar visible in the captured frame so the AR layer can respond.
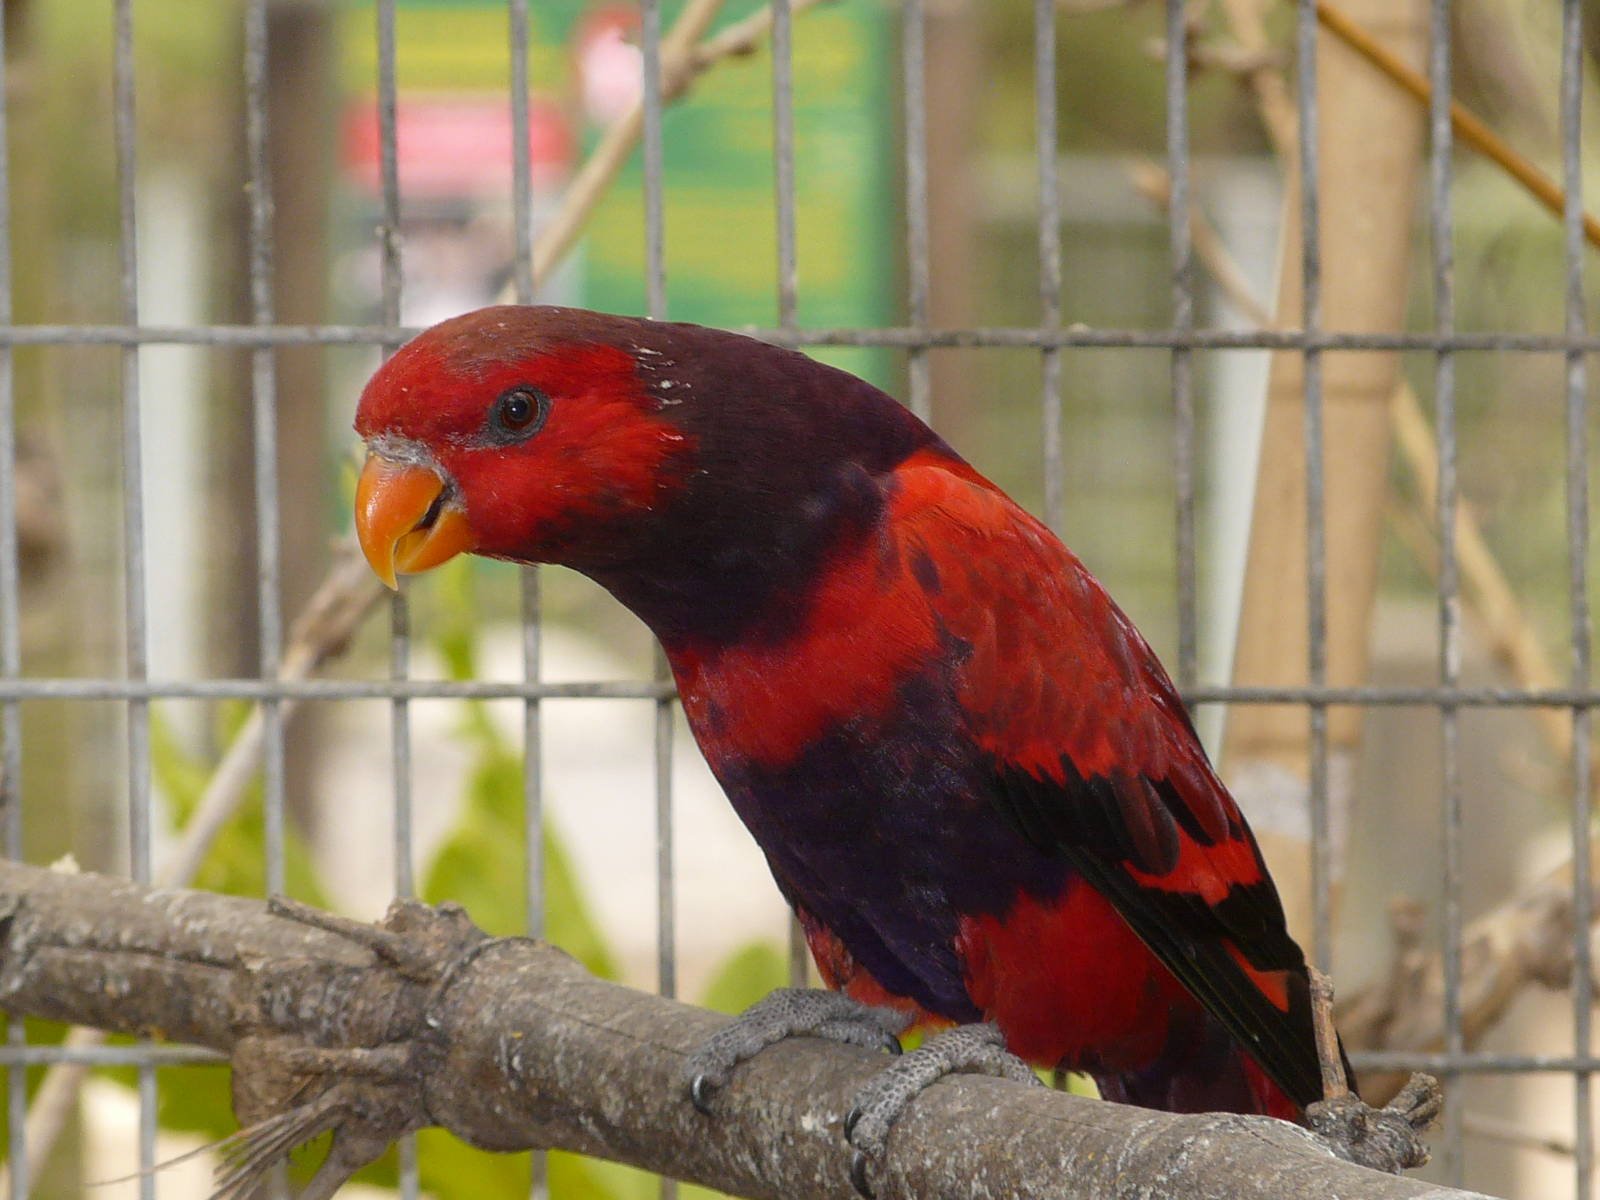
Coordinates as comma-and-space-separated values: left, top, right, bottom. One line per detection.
1561, 2, 1593, 1194
902, 0, 931, 424
1035, 0, 1063, 537
772, 0, 798, 332
640, 0, 667, 324
113, 0, 151, 896
637, 0, 681, 1144
376, 0, 409, 894
375, 3, 419, 1195
770, 0, 810, 989
1165, 0, 1196, 688
0, 11, 24, 1196
639, 15, 678, 1200
244, 0, 286, 898
508, 7, 546, 1195
509, 0, 536, 308
1427, 0, 1464, 1181
519, 568, 547, 1200
639, 0, 676, 1003
113, 3, 158, 1194
654, 690, 675, 1005
245, 12, 289, 1195
507, 0, 542, 942
1294, 0, 1331, 977
0, 0, 15, 870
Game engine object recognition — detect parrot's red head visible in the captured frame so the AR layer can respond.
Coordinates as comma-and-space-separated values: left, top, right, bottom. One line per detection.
354, 305, 695, 583
354, 305, 945, 644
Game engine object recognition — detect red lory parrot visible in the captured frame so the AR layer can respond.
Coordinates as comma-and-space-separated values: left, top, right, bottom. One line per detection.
353, 305, 1415, 1190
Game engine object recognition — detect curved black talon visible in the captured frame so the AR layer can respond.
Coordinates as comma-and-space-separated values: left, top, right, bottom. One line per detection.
689, 1074, 718, 1115
883, 1033, 903, 1056
849, 1149, 876, 1199
842, 1105, 863, 1140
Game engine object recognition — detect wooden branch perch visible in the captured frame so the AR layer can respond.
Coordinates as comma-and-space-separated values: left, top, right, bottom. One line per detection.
0, 861, 1492, 1200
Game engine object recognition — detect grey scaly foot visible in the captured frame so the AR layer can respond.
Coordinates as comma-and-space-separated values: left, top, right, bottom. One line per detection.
685, 988, 912, 1114
844, 1022, 1041, 1198
1306, 1072, 1442, 1174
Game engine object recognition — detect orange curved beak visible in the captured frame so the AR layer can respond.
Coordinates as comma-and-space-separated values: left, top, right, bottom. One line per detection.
354, 455, 477, 589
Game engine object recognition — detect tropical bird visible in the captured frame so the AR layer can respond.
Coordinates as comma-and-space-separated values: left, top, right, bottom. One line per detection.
352, 305, 1391, 1189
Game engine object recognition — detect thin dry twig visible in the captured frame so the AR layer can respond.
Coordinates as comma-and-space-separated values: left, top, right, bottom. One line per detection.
1129, 161, 1273, 327
1310, 966, 1352, 1102
1144, 35, 1287, 77
1304, 968, 1438, 1179
1315, 0, 1600, 249
1225, 0, 1600, 247
158, 542, 383, 890
1216, 0, 1296, 155
505, 0, 835, 300
1389, 392, 1569, 755
689, 0, 831, 70
517, 0, 729, 295
1223, 0, 1600, 258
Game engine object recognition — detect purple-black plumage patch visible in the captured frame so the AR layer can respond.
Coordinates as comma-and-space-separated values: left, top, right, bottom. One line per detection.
706, 662, 1073, 1023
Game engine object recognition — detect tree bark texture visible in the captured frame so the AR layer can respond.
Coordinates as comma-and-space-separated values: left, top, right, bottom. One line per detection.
0, 860, 1493, 1200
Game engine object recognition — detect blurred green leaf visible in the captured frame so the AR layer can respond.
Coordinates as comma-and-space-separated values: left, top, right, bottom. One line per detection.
149, 705, 330, 907
413, 1136, 658, 1200
697, 941, 787, 1017
428, 558, 483, 683
422, 723, 616, 978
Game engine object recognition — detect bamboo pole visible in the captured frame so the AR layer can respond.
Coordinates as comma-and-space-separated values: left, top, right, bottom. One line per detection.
1218, 0, 1427, 949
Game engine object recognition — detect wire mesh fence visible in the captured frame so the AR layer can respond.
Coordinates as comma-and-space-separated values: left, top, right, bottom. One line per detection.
0, 0, 1595, 1198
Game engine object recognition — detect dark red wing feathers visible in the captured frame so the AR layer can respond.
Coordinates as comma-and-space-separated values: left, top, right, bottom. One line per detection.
886, 450, 1328, 1110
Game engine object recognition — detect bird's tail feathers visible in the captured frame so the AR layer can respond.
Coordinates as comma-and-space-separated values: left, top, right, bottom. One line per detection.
1091, 1009, 1306, 1122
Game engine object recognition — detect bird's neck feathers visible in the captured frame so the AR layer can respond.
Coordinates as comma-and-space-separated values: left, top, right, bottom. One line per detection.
579, 336, 951, 650
587, 451, 891, 650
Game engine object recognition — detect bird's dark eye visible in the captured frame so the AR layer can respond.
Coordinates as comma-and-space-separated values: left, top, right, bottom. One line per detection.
489, 387, 548, 441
